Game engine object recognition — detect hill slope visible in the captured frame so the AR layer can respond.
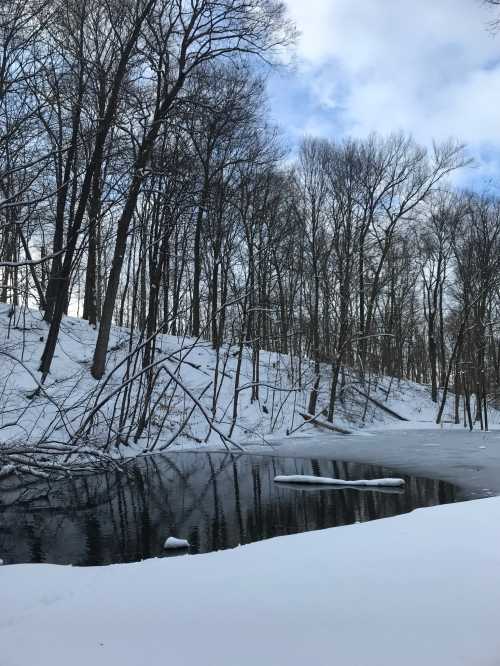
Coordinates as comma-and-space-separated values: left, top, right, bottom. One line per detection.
1, 303, 498, 474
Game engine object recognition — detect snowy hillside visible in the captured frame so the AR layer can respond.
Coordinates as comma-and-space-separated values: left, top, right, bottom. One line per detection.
1, 303, 499, 472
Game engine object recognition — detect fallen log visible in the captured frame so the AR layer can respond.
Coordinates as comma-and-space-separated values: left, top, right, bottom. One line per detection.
298, 411, 352, 435
351, 387, 409, 421
274, 474, 405, 487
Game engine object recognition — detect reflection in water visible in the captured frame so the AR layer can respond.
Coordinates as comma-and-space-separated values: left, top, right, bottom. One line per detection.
0, 453, 458, 566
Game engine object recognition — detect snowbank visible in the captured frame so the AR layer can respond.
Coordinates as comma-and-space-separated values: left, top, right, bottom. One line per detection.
274, 474, 405, 487
1, 497, 500, 666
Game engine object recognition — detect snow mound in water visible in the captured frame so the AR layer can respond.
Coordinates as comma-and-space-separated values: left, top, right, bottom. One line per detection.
164, 537, 190, 550
274, 475, 405, 487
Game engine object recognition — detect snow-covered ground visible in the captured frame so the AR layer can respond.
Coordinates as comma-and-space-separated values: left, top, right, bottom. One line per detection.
2, 303, 499, 464
1, 495, 500, 666
0, 303, 339, 453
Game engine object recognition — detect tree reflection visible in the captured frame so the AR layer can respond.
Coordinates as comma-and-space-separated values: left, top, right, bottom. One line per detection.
0, 453, 458, 565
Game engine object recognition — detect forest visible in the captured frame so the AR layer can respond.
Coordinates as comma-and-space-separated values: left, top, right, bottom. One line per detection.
1, 0, 500, 472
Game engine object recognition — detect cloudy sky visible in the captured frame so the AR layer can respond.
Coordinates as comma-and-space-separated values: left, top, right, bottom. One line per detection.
269, 0, 500, 189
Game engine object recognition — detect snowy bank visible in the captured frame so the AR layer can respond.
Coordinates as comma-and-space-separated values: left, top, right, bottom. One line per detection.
274, 474, 405, 487
0, 304, 354, 457
1, 496, 500, 666
1, 304, 499, 472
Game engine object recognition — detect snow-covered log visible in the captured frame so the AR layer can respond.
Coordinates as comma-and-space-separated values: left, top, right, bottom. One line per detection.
298, 412, 352, 434
274, 475, 406, 487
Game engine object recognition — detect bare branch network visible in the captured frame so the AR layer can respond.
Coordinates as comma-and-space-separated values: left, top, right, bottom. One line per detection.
0, 0, 499, 479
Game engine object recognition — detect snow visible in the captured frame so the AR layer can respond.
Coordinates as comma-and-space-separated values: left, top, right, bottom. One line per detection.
2, 304, 499, 468
2, 306, 500, 664
1, 496, 500, 666
164, 537, 190, 550
0, 303, 337, 456
274, 474, 405, 487
0, 464, 15, 478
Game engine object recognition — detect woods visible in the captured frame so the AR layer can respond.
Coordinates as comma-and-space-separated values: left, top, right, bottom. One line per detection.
6, 5, 500, 666
1, 0, 500, 466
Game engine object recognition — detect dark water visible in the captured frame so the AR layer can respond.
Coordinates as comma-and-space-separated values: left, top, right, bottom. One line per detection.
0, 452, 459, 566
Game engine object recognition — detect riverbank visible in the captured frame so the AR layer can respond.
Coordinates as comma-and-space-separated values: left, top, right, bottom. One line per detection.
1, 492, 499, 666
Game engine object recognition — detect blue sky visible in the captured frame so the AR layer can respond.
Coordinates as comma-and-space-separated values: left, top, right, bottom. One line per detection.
268, 0, 500, 191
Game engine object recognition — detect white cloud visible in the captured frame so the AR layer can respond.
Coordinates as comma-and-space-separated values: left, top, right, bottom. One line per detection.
279, 0, 500, 182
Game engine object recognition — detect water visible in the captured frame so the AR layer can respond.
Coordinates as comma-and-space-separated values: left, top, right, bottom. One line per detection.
0, 452, 459, 566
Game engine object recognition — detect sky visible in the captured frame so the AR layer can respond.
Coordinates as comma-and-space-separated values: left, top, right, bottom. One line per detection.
269, 0, 500, 190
